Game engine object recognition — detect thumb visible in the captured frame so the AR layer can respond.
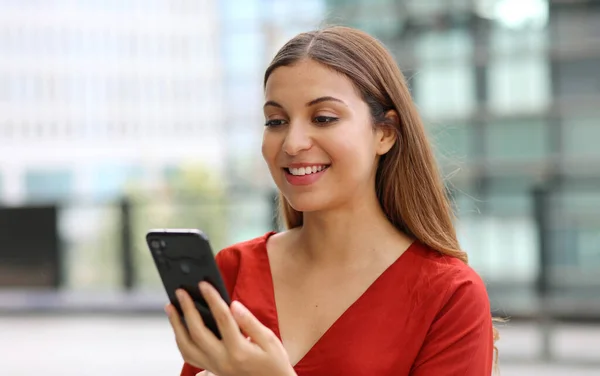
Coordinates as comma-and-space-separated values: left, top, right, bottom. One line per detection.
231, 300, 277, 349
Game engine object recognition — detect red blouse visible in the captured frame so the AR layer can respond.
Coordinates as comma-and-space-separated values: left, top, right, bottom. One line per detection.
181, 232, 494, 376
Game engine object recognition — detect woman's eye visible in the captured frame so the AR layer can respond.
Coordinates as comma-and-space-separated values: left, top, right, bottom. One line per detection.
264, 119, 286, 127
313, 116, 338, 124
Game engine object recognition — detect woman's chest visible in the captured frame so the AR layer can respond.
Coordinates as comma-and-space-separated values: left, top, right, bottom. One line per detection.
235, 275, 430, 376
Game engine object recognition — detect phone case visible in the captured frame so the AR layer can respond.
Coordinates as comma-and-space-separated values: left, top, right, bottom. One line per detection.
146, 229, 231, 339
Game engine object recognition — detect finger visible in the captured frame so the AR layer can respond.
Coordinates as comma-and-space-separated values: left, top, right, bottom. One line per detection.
199, 281, 245, 348
165, 303, 201, 360
230, 300, 278, 350
175, 289, 221, 350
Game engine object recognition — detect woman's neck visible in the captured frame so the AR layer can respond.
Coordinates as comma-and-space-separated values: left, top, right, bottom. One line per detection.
294, 195, 412, 267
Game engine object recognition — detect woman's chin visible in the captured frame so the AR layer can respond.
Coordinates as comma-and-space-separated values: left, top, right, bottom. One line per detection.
285, 195, 327, 213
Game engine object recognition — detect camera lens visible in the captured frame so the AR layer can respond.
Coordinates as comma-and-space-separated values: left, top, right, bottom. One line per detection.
180, 262, 191, 274
150, 240, 160, 249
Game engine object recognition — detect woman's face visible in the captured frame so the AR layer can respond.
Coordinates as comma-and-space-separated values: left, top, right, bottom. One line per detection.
261, 59, 395, 214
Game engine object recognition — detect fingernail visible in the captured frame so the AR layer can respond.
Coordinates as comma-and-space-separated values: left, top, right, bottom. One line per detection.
176, 290, 184, 299
231, 300, 246, 317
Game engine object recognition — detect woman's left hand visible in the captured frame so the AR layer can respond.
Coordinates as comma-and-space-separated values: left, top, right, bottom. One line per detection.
166, 281, 296, 376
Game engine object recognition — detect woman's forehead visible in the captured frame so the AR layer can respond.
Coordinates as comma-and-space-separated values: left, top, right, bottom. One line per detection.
264, 60, 358, 102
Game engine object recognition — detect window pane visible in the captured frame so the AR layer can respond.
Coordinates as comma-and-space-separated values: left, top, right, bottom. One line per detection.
490, 23, 548, 55
413, 29, 475, 119
454, 177, 538, 283
91, 164, 145, 200
486, 176, 537, 215
458, 215, 538, 282
553, 5, 600, 48
487, 56, 551, 114
223, 31, 263, 78
415, 65, 476, 119
447, 179, 480, 217
414, 29, 473, 61
487, 19, 550, 114
487, 190, 531, 216
60, 205, 122, 290
485, 119, 549, 161
560, 187, 600, 217
563, 115, 600, 158
427, 122, 472, 164
551, 186, 600, 285
25, 169, 73, 201
555, 58, 600, 98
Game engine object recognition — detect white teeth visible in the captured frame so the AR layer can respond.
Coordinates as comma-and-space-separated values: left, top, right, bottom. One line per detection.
289, 165, 328, 176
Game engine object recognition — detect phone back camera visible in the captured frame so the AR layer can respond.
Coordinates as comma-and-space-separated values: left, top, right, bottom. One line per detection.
180, 262, 191, 274
151, 239, 166, 256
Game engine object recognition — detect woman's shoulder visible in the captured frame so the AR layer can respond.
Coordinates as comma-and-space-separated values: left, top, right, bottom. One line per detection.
216, 231, 276, 264
214, 231, 276, 295
410, 241, 485, 284
407, 241, 490, 310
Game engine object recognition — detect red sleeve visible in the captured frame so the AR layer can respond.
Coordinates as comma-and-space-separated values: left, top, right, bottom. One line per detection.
180, 247, 242, 376
409, 270, 494, 376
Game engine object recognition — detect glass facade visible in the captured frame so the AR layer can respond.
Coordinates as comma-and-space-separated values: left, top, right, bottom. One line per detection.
25, 169, 74, 202
324, 0, 600, 297
0, 0, 598, 308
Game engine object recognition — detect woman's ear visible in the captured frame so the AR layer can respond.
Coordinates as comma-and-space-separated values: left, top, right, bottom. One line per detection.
375, 110, 399, 155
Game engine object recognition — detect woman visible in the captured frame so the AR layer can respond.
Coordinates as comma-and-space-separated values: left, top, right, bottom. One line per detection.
167, 26, 497, 376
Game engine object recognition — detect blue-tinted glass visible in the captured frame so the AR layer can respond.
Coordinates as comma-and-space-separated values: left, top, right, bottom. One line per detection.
563, 115, 600, 158
556, 58, 600, 98
25, 169, 73, 201
414, 64, 476, 119
414, 29, 473, 61
413, 29, 475, 119
487, 56, 551, 115
91, 164, 144, 199
486, 119, 549, 161
221, 0, 261, 22
428, 122, 472, 164
223, 32, 263, 77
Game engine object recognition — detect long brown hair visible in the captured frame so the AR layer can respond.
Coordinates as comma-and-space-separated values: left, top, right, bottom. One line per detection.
264, 25, 500, 363
265, 26, 465, 261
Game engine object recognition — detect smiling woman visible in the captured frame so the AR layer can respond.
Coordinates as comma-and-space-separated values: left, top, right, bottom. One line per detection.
172, 26, 497, 376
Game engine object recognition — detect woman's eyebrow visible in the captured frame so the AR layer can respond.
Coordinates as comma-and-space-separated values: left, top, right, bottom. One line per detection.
306, 96, 347, 107
263, 100, 283, 109
263, 96, 347, 109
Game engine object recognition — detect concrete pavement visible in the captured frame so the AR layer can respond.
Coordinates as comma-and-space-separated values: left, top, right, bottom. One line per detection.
0, 315, 598, 375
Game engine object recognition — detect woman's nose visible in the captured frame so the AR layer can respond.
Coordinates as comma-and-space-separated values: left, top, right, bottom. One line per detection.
282, 123, 312, 156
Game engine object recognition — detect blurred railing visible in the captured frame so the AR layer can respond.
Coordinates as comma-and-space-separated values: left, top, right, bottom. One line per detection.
0, 189, 276, 312
1, 183, 598, 313
0, 182, 599, 363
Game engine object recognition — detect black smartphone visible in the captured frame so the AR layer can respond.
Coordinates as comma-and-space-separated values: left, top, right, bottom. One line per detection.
146, 229, 231, 339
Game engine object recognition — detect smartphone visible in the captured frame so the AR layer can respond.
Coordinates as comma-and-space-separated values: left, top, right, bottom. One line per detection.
146, 229, 230, 339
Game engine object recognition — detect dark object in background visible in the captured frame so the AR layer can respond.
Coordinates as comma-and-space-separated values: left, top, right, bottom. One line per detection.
0, 205, 61, 288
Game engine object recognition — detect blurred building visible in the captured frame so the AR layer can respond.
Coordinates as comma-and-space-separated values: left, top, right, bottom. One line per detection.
326, 0, 600, 308
219, 0, 327, 190
0, 0, 326, 292
0, 0, 224, 204
0, 0, 598, 316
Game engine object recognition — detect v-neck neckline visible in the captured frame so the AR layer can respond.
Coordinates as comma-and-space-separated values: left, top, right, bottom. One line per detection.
258, 231, 417, 369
